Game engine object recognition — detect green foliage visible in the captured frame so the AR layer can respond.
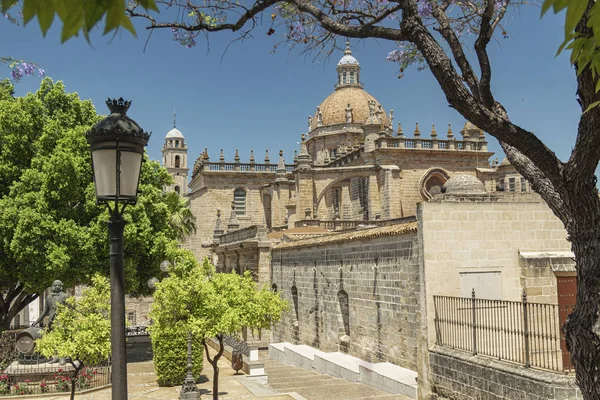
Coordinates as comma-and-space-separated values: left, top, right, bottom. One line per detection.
151, 329, 204, 386
1, 0, 158, 43
163, 191, 197, 241
35, 274, 111, 365
149, 258, 288, 387
147, 251, 203, 386
149, 258, 287, 396
0, 78, 185, 330
0, 330, 20, 372
543, 0, 600, 108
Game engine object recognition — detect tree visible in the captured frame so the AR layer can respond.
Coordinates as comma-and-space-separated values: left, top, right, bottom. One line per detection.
150, 258, 288, 400
163, 191, 197, 241
0, 78, 182, 331
35, 274, 111, 400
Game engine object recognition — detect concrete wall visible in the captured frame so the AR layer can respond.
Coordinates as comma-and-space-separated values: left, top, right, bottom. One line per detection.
430, 347, 580, 400
271, 229, 420, 371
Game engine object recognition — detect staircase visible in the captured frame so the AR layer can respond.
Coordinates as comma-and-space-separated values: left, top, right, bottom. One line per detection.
261, 351, 413, 400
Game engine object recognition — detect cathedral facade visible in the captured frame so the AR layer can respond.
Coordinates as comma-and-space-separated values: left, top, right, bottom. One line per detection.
160, 43, 530, 277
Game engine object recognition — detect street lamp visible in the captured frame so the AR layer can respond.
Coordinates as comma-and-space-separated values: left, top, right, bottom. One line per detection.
86, 98, 150, 400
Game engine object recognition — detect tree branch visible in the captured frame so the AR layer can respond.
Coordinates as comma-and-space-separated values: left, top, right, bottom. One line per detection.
431, 5, 480, 100
402, 16, 565, 187
130, 0, 281, 33
203, 338, 215, 366
473, 0, 502, 108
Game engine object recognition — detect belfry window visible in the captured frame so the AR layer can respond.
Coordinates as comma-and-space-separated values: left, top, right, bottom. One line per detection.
234, 188, 246, 215
175, 155, 181, 168
175, 140, 179, 148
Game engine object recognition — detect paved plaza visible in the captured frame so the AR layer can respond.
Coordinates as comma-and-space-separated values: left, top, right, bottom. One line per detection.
19, 344, 410, 400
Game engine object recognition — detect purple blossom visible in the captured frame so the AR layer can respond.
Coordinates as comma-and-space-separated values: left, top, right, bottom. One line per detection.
11, 68, 23, 81
38, 68, 45, 77
21, 62, 36, 75
417, 1, 433, 17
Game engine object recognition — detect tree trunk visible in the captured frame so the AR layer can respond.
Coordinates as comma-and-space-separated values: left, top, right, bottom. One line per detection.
212, 362, 220, 400
203, 336, 225, 400
69, 361, 82, 400
564, 222, 600, 399
0, 317, 10, 332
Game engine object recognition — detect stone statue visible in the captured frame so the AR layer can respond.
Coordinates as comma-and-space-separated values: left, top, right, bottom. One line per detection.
32, 280, 68, 329
368, 100, 376, 116
376, 105, 383, 123
345, 103, 353, 123
316, 107, 323, 127
308, 116, 313, 131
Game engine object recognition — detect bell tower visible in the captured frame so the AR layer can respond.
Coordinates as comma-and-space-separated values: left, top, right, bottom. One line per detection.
161, 110, 189, 195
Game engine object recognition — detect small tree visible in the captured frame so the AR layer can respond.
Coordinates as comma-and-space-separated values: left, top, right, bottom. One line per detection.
36, 274, 111, 400
151, 259, 288, 400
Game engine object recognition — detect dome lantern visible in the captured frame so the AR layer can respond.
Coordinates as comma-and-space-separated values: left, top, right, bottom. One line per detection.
336, 41, 361, 89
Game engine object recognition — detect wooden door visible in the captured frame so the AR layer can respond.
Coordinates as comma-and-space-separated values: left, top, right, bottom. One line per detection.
557, 276, 577, 370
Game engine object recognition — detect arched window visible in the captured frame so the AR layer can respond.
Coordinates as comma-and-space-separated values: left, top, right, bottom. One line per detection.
350, 71, 355, 83
174, 186, 180, 194
234, 188, 246, 215
175, 155, 181, 168
342, 71, 347, 84
175, 140, 179, 148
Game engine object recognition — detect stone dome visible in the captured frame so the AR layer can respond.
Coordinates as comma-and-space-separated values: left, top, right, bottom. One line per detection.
311, 87, 389, 130
442, 174, 486, 194
165, 127, 184, 139
338, 54, 359, 66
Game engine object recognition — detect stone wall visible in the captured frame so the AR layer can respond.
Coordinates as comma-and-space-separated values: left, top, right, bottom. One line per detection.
429, 347, 581, 400
125, 296, 154, 325
271, 226, 420, 371
419, 193, 571, 347
187, 172, 275, 260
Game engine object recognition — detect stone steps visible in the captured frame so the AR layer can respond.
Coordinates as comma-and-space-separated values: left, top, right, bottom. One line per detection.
261, 350, 412, 400
267, 342, 417, 398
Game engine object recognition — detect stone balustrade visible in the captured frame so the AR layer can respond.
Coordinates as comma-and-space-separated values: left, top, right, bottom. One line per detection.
378, 137, 488, 151
217, 225, 270, 244
193, 161, 295, 176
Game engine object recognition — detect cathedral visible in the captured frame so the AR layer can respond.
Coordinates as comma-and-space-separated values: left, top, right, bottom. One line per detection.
160, 42, 529, 282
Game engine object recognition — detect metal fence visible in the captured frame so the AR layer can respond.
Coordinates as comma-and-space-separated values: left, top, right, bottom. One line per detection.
434, 290, 567, 371
0, 363, 110, 396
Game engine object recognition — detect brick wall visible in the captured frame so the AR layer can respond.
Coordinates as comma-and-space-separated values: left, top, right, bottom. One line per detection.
430, 347, 581, 400
271, 231, 420, 370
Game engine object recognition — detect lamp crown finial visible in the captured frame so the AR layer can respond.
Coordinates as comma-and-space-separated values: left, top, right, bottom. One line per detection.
106, 97, 131, 115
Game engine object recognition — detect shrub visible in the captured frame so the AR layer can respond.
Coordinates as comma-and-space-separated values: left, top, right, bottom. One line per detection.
150, 327, 203, 387
0, 330, 21, 372
0, 374, 9, 395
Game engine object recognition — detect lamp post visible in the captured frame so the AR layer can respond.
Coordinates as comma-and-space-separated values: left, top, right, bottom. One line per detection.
86, 98, 150, 400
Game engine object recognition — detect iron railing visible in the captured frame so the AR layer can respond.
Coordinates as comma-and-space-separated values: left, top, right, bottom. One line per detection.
434, 290, 567, 371
0, 363, 110, 396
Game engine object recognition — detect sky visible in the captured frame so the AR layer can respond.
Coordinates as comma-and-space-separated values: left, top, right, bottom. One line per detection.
1, 5, 579, 169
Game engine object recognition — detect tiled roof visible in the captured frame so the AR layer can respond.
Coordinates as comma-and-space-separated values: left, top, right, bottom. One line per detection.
274, 221, 417, 250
